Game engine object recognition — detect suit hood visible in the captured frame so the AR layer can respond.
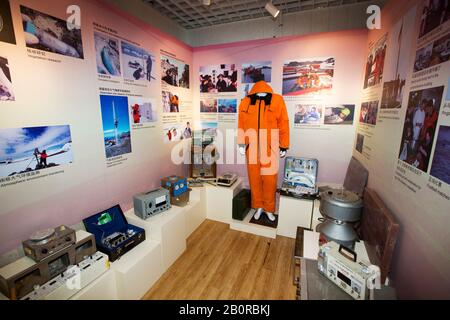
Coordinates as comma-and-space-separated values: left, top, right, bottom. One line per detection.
248, 81, 274, 95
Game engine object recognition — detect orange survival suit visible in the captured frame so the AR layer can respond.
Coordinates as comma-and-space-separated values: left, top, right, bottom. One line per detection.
238, 81, 290, 213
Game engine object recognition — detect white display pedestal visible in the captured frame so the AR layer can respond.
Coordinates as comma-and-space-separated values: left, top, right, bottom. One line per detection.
71, 270, 118, 300
277, 195, 314, 238
205, 178, 243, 224
230, 209, 277, 239
184, 187, 206, 238
110, 240, 162, 300
125, 206, 186, 270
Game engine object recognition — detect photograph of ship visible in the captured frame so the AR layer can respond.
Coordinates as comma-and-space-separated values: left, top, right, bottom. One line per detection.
241, 61, 272, 83
418, 0, 450, 39
201, 122, 218, 137
282, 57, 335, 96
398, 86, 444, 173
381, 7, 416, 109
20, 5, 83, 59
129, 97, 157, 124
430, 126, 450, 185
324, 105, 355, 125
94, 32, 121, 76
355, 133, 364, 154
0, 0, 16, 44
294, 105, 322, 125
0, 125, 73, 178
161, 55, 190, 88
218, 99, 237, 113
360, 101, 379, 125
200, 64, 237, 93
100, 95, 132, 158
200, 99, 218, 113
162, 90, 179, 113
121, 41, 154, 82
0, 56, 14, 101
413, 32, 450, 73
363, 34, 387, 89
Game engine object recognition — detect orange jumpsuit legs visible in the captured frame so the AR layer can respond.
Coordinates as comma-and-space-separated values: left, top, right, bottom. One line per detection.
247, 160, 278, 214
261, 172, 278, 213
247, 162, 264, 210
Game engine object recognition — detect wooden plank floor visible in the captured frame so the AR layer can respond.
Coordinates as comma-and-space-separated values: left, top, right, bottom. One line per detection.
143, 219, 297, 300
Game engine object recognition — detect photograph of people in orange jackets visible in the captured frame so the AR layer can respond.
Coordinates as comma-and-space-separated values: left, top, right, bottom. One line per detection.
238, 81, 290, 222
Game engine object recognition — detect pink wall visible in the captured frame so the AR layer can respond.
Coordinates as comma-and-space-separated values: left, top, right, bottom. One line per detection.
193, 30, 368, 186
0, 0, 191, 255
357, 0, 450, 299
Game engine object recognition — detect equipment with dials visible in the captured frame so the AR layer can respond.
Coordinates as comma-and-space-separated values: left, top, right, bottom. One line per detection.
317, 241, 381, 300
21, 251, 109, 300
134, 187, 171, 219
161, 176, 188, 197
83, 204, 146, 262
0, 229, 98, 300
217, 173, 238, 187
22, 225, 76, 262
281, 157, 319, 197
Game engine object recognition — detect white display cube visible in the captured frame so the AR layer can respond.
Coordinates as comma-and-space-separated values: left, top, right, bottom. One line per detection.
205, 178, 243, 224
277, 195, 314, 238
71, 270, 118, 300
184, 187, 206, 238
110, 240, 162, 300
125, 206, 186, 270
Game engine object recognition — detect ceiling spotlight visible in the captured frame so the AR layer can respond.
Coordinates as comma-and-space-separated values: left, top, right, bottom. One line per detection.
202, 0, 211, 5
265, 1, 280, 18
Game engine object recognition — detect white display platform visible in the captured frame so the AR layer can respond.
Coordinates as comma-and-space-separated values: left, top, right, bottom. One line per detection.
125, 206, 186, 270
184, 187, 206, 238
205, 178, 243, 224
71, 270, 118, 300
277, 195, 314, 238
230, 209, 277, 239
111, 240, 162, 300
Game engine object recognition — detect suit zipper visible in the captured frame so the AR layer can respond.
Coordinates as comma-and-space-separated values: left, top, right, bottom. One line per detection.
257, 100, 261, 159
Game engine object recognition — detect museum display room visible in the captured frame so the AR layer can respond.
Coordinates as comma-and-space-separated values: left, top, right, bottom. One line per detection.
0, 0, 449, 305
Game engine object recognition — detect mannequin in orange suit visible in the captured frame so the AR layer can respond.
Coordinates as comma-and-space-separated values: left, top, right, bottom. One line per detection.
238, 81, 290, 222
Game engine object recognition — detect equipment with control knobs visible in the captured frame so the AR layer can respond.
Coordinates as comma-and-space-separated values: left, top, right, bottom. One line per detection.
161, 176, 188, 197
317, 241, 381, 300
134, 187, 171, 219
22, 225, 76, 262
83, 204, 146, 262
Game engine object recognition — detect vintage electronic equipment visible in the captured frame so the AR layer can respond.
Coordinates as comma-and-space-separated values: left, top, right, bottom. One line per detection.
134, 187, 171, 219
21, 251, 109, 300
317, 241, 381, 300
232, 189, 251, 221
317, 189, 363, 249
22, 225, 76, 262
161, 176, 188, 197
217, 173, 238, 187
0, 244, 76, 300
190, 130, 217, 179
170, 189, 190, 207
281, 157, 319, 196
83, 204, 146, 262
